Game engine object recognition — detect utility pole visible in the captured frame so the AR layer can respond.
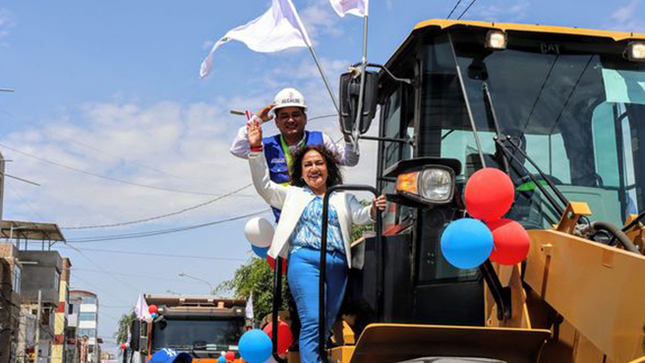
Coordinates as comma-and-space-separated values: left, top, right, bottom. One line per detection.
0, 150, 5, 219
34, 290, 41, 363
0, 86, 13, 219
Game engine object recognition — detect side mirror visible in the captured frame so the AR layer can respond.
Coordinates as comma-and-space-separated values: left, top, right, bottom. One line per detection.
339, 70, 379, 136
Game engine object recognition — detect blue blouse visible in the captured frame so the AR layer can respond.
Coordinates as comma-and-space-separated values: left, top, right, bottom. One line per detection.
289, 188, 345, 254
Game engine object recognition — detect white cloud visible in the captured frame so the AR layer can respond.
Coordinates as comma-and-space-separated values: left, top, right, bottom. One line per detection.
608, 0, 645, 32
2, 55, 380, 231
469, 0, 530, 22
0, 8, 15, 47
300, 0, 344, 40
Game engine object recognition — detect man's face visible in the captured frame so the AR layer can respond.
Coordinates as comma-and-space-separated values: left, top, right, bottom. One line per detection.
275, 106, 307, 139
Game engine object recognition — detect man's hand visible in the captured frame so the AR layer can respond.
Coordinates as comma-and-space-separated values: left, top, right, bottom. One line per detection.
257, 104, 275, 123
248, 118, 263, 149
370, 195, 387, 219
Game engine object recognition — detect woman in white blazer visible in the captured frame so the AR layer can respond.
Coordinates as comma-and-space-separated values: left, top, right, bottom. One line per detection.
247, 120, 385, 363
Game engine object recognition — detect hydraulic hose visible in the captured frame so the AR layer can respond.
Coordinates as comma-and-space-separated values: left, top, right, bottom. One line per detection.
591, 221, 641, 254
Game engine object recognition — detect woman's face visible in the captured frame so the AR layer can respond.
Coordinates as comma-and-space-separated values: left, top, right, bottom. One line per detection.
301, 150, 328, 192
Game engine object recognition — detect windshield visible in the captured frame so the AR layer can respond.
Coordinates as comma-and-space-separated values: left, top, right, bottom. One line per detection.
151, 318, 245, 353
420, 30, 645, 228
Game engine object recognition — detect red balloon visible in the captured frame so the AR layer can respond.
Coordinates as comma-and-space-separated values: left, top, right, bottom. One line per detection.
487, 219, 530, 265
267, 256, 288, 274
263, 321, 293, 354
465, 168, 515, 221
225, 351, 235, 361
148, 305, 158, 314
120, 343, 127, 350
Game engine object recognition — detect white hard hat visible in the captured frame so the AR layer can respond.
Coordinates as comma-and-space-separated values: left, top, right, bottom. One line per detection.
273, 88, 307, 113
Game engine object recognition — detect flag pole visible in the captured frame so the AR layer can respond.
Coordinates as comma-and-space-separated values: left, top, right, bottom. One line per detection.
306, 45, 341, 115
352, 13, 369, 143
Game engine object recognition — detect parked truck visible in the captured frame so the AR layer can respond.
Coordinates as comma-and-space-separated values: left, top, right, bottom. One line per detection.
129, 295, 246, 363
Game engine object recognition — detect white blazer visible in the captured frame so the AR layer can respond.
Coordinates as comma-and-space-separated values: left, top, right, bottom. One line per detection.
249, 152, 374, 268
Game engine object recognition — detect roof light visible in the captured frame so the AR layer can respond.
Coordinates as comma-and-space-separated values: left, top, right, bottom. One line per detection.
486, 30, 507, 50
626, 42, 645, 62
396, 167, 455, 205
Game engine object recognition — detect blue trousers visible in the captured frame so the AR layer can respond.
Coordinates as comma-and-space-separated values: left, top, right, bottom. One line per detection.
287, 247, 348, 363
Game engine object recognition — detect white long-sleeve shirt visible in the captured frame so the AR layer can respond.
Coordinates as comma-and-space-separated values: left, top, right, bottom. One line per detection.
229, 123, 360, 166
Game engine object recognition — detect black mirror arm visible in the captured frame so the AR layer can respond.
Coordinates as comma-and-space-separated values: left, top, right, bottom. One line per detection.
351, 63, 412, 85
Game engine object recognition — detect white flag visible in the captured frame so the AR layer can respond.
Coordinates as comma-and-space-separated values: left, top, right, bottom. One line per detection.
200, 0, 312, 78
245, 293, 254, 320
329, 0, 369, 17
134, 294, 152, 321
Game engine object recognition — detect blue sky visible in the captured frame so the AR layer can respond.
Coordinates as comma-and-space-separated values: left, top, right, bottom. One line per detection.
1, 0, 643, 355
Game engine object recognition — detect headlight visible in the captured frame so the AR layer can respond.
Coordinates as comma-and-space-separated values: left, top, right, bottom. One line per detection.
396, 166, 455, 204
626, 42, 645, 62
485, 30, 507, 50
419, 168, 453, 201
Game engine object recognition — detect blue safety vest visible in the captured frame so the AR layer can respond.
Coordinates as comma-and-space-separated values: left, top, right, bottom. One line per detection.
263, 131, 324, 220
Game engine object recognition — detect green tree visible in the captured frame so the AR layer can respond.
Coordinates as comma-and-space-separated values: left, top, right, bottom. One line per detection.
217, 258, 288, 322
115, 311, 136, 344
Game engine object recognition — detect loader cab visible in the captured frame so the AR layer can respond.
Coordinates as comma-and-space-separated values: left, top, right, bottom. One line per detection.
342, 20, 645, 336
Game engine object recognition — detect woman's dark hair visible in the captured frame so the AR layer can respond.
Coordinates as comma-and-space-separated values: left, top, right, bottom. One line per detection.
290, 145, 343, 188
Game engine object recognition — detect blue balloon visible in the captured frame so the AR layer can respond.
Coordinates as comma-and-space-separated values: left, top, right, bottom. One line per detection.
252, 245, 269, 259
217, 357, 226, 363
441, 218, 493, 269
239, 329, 272, 363
150, 313, 158, 318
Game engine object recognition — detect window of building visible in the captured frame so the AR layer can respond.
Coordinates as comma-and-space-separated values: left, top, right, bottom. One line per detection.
79, 312, 96, 321
54, 271, 60, 291
13, 264, 21, 294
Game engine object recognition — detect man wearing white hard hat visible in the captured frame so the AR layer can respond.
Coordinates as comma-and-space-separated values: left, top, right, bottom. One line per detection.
230, 88, 359, 220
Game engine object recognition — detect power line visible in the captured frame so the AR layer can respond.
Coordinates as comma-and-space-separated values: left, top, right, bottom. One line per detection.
457, 0, 480, 19
66, 243, 141, 293
0, 108, 224, 190
0, 141, 232, 197
72, 267, 189, 283
447, 0, 464, 18
61, 183, 252, 229
66, 209, 271, 243
58, 246, 248, 262
6, 180, 48, 221
71, 274, 131, 305
46, 130, 218, 190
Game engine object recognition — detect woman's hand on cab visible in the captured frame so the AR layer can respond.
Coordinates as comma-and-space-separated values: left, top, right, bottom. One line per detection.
371, 195, 387, 219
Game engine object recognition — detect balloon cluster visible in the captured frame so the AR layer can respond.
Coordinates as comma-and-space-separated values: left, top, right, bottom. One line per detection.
244, 218, 286, 273
236, 322, 292, 363
148, 305, 158, 319
440, 168, 530, 269
217, 351, 237, 363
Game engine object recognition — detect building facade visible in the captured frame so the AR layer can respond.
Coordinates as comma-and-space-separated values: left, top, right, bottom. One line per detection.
51, 258, 71, 363
17, 250, 64, 363
0, 243, 23, 363
68, 291, 100, 363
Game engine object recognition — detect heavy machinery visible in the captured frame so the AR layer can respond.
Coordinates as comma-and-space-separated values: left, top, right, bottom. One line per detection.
270, 19, 645, 363
129, 295, 246, 363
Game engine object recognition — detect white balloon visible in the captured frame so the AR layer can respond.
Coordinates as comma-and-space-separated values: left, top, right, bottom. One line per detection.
244, 217, 274, 247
